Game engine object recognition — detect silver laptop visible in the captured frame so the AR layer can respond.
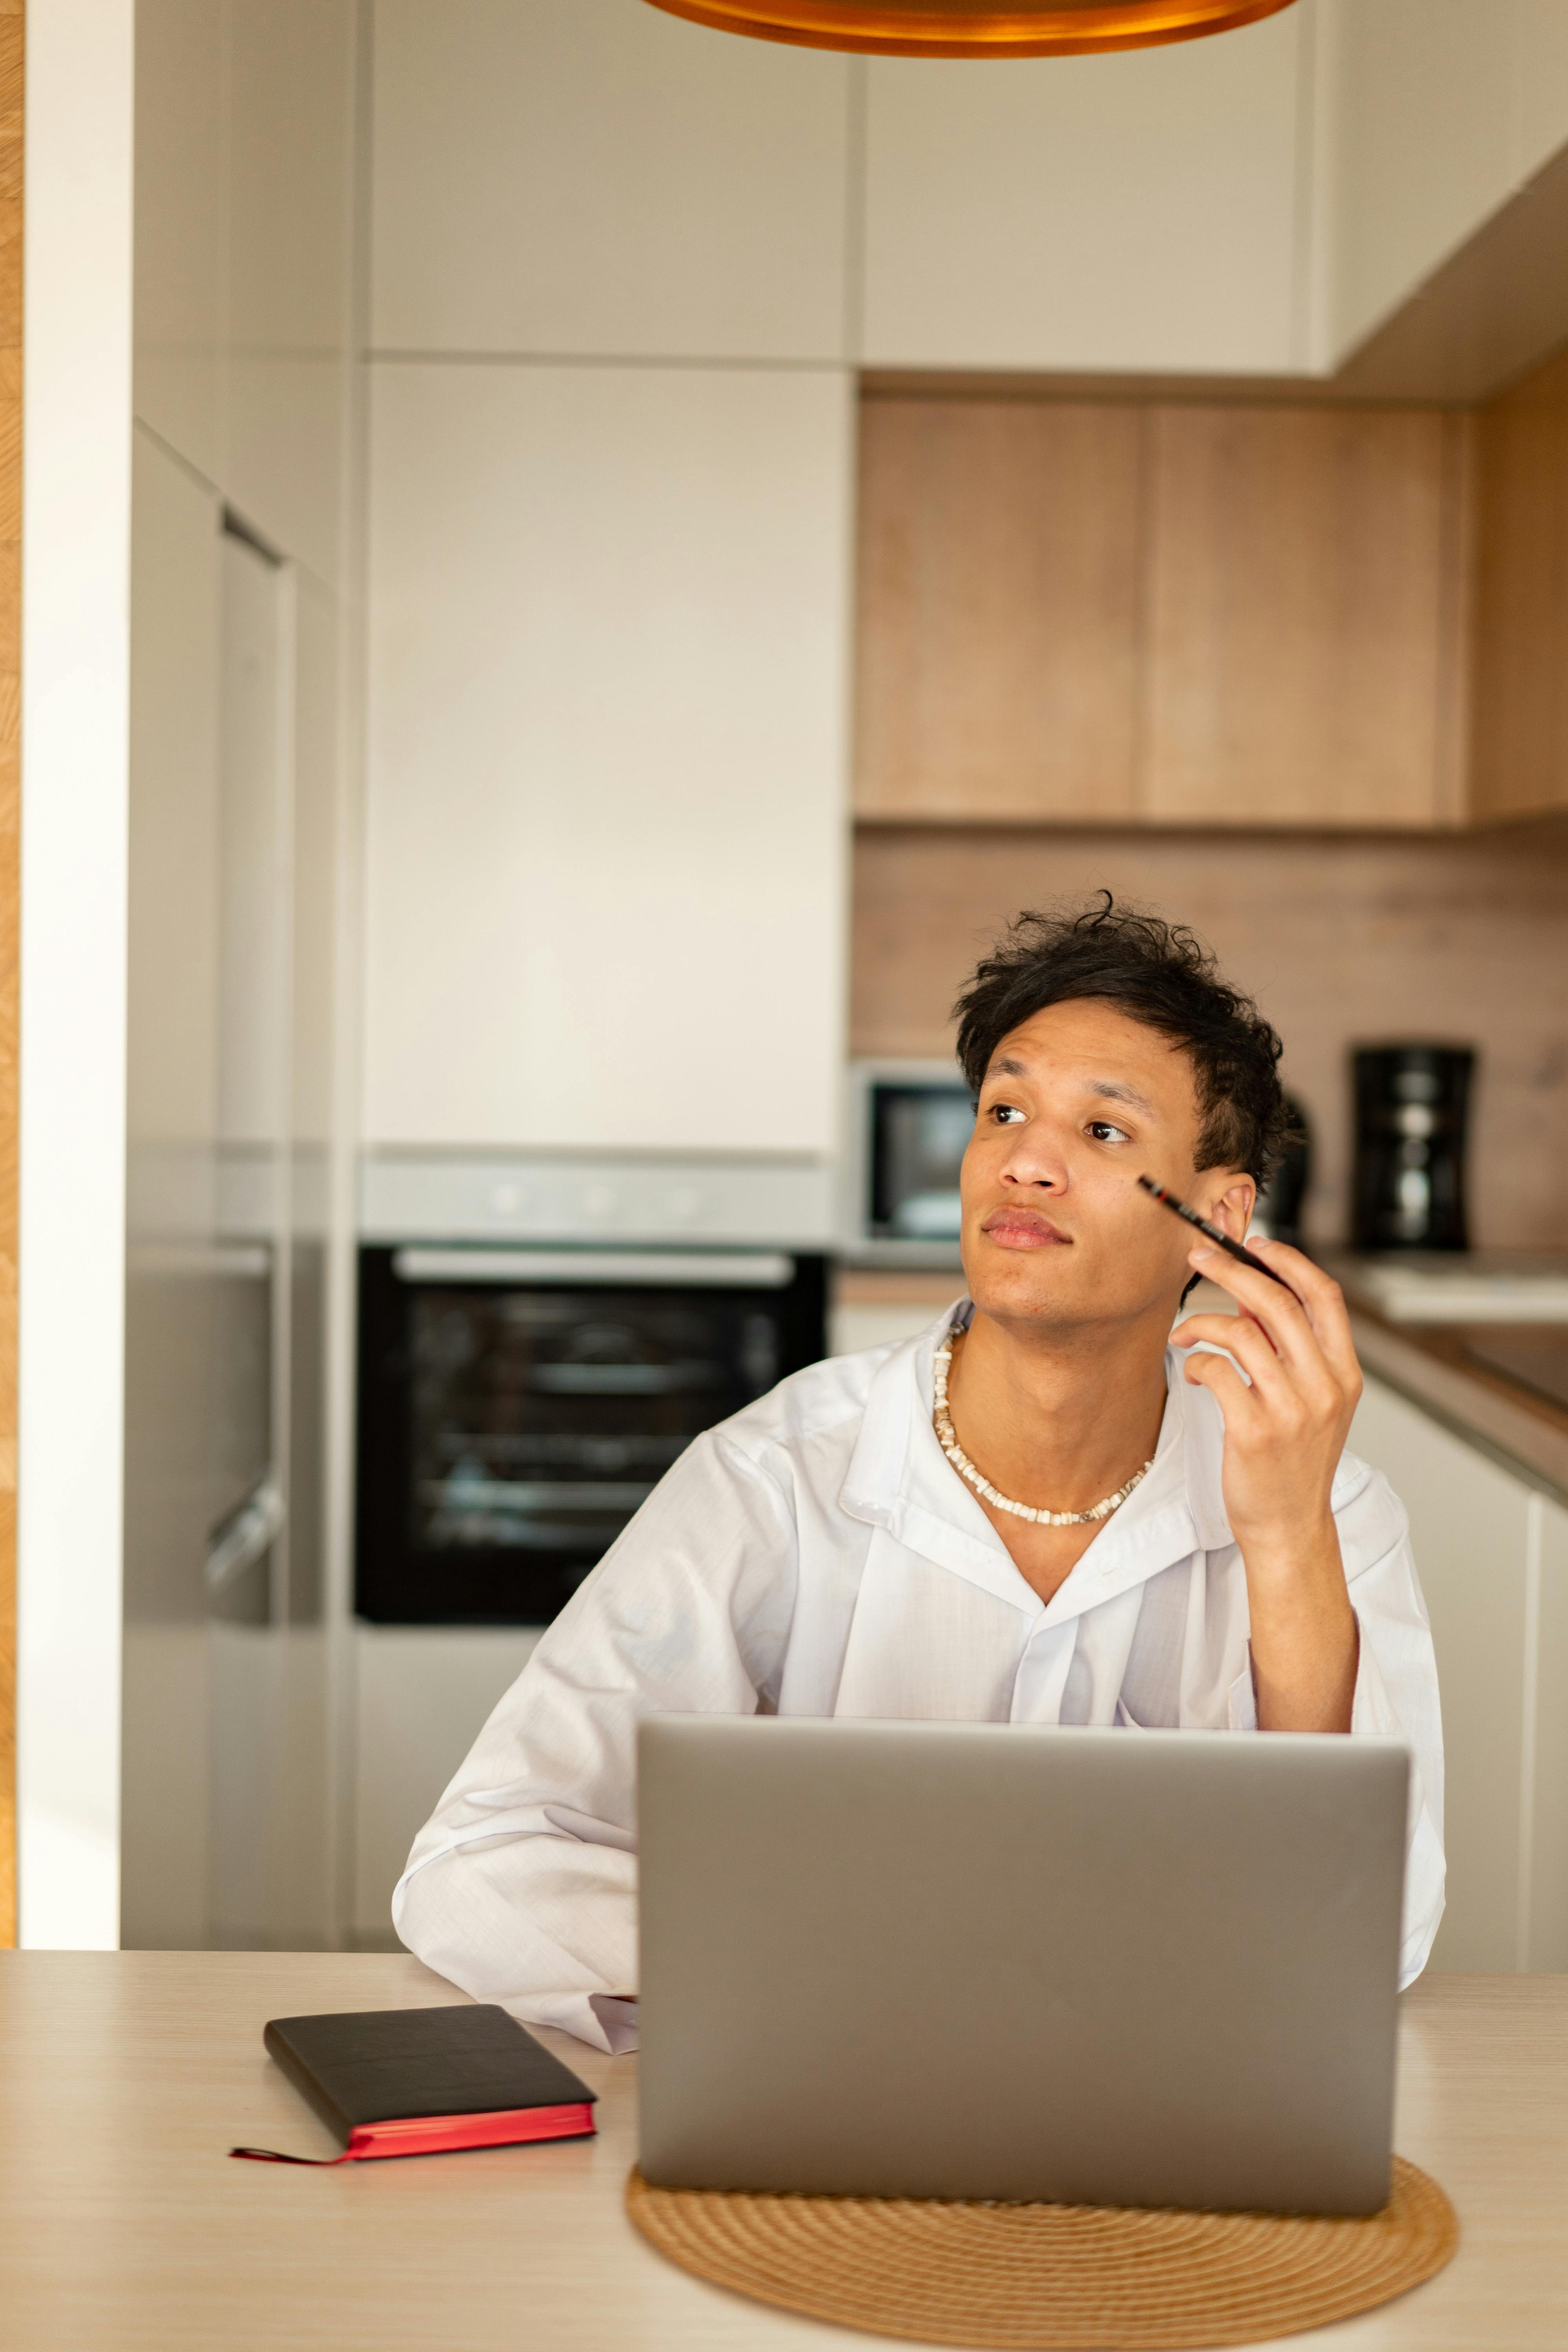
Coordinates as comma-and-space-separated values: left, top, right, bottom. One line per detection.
637, 1717, 1409, 2216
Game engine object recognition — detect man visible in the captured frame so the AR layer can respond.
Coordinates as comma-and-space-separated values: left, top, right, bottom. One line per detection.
395, 900, 1443, 2051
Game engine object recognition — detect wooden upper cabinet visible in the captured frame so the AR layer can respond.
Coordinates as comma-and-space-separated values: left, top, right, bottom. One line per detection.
1469, 349, 1568, 823
855, 393, 1472, 832
854, 399, 1143, 823
1144, 405, 1469, 829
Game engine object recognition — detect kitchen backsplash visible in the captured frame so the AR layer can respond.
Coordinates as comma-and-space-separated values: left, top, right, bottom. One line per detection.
852, 817, 1568, 1251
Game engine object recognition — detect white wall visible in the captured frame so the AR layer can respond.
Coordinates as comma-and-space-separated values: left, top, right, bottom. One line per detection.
17, 0, 136, 1951
1321, 0, 1568, 363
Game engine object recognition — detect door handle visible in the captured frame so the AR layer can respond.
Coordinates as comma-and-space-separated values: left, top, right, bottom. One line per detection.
206, 1475, 285, 1593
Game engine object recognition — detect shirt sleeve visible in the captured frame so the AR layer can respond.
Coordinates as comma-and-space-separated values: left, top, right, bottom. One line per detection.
392, 1427, 798, 2051
1227, 1461, 1445, 1990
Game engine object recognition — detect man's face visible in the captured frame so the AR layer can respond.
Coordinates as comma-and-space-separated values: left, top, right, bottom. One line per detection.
958, 998, 1254, 1334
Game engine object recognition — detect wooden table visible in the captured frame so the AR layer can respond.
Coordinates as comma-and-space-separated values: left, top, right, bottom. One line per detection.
2, 1955, 1566, 2350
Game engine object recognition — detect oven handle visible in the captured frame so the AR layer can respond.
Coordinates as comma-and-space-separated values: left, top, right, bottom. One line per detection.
391, 1248, 795, 1289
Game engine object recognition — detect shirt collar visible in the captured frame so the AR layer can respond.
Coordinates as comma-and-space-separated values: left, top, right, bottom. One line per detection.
839, 1303, 1233, 1620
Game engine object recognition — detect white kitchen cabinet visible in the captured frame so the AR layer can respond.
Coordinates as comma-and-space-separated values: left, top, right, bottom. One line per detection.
223, 0, 360, 591
860, 10, 1304, 375
370, 0, 854, 363
132, 0, 359, 592
1530, 1493, 1568, 1968
364, 359, 851, 1158
1324, 0, 1568, 365
353, 1628, 541, 1944
122, 428, 224, 1953
133, 0, 227, 487
1350, 1373, 1568, 1973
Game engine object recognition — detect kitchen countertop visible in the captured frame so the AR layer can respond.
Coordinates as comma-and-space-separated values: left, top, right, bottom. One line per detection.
1338, 1298, 1568, 1508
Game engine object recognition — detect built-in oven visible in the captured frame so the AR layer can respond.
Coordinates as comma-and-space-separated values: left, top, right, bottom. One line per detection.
356, 1245, 827, 1624
847, 1060, 974, 1264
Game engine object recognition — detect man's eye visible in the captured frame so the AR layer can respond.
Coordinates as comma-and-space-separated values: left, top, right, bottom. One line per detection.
990, 1104, 1026, 1125
1088, 1120, 1131, 1144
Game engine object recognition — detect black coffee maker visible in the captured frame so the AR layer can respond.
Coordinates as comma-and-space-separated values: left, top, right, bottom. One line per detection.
1351, 1045, 1475, 1252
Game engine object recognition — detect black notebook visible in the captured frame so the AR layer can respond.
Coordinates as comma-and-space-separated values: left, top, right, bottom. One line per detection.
232, 2004, 597, 2165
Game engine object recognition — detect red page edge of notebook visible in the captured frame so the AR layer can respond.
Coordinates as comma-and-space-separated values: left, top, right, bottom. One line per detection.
232, 2100, 597, 2164
346, 2099, 597, 2159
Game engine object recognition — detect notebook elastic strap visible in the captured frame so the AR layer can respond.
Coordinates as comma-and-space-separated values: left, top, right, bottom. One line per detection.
229, 2144, 354, 2166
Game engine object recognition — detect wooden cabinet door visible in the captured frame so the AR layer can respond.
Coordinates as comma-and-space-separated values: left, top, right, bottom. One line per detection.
1143, 405, 1468, 829
1470, 348, 1568, 823
853, 399, 1143, 824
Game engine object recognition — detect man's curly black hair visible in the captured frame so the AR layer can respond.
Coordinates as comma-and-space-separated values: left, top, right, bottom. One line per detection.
952, 894, 1294, 1187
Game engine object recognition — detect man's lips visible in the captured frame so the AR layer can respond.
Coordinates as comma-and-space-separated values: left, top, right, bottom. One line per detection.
981, 1209, 1071, 1250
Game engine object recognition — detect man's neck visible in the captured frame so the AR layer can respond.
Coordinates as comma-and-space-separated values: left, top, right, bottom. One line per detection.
947, 1300, 1173, 1516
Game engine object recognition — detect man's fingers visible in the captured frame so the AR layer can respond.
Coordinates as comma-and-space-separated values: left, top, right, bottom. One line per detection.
1180, 1347, 1265, 1428
1246, 1239, 1361, 1390
1186, 1243, 1357, 1397
1171, 1310, 1267, 1358
1183, 1245, 1313, 1361
1173, 1310, 1292, 1401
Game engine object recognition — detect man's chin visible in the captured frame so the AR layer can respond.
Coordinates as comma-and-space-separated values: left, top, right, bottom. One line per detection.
963, 1251, 1091, 1322
963, 1250, 1179, 1340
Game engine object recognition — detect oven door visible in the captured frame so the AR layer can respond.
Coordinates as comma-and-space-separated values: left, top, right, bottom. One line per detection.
356, 1246, 827, 1625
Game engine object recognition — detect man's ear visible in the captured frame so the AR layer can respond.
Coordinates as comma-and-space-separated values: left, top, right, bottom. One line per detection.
1203, 1175, 1257, 1241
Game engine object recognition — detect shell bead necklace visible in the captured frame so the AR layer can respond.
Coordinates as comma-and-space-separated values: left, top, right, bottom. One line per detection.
932, 1328, 1153, 1529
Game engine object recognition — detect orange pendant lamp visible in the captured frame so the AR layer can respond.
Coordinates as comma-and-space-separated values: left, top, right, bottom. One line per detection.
641, 0, 1297, 59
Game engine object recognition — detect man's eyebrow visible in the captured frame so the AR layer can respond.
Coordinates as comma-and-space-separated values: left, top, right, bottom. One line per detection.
1087, 1079, 1155, 1116
983, 1062, 1157, 1117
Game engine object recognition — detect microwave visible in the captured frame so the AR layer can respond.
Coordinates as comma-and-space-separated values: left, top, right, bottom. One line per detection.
848, 1060, 974, 1265
356, 1243, 827, 1626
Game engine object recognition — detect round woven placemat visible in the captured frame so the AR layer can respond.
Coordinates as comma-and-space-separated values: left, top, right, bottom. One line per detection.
625, 2158, 1457, 2350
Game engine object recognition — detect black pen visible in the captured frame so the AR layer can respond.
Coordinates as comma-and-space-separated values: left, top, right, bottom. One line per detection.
1137, 1174, 1294, 1289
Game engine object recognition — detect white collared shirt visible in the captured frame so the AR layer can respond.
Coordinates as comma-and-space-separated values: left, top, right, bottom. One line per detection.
394, 1310, 1446, 2052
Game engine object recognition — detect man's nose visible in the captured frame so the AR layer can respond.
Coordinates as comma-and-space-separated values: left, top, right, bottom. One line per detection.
1001, 1127, 1067, 1190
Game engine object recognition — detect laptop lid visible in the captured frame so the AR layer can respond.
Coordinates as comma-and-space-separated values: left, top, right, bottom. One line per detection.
637, 1717, 1408, 2215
